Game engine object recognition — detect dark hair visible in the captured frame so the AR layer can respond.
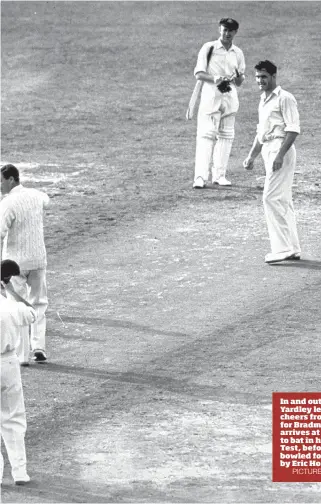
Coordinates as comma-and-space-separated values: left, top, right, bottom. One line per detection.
219, 18, 239, 31
255, 60, 277, 76
1, 164, 20, 182
1, 259, 20, 282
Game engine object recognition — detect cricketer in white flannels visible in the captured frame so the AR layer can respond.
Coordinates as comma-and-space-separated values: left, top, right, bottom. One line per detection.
1, 259, 36, 485
243, 60, 301, 264
191, 17, 245, 188
0, 164, 50, 364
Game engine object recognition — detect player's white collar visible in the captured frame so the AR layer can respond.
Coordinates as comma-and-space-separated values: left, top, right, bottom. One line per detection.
261, 85, 282, 102
217, 38, 235, 51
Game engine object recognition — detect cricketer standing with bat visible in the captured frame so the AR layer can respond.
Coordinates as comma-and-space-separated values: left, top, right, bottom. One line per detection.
190, 18, 245, 188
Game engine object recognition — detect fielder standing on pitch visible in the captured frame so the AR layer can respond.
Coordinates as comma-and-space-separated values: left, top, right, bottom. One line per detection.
0, 164, 50, 364
190, 18, 245, 188
243, 60, 301, 264
1, 260, 36, 485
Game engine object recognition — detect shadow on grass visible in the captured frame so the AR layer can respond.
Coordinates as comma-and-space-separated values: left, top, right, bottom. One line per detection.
206, 183, 263, 193
270, 259, 321, 270
30, 361, 266, 405
186, 183, 263, 202
5, 473, 320, 504
1, 473, 190, 504
189, 185, 262, 193
53, 316, 189, 338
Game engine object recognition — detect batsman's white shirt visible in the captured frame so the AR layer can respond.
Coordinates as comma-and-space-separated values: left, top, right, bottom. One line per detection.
257, 86, 300, 143
194, 39, 246, 114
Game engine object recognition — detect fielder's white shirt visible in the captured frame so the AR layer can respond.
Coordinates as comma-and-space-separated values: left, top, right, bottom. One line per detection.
257, 86, 300, 144
194, 39, 246, 112
0, 295, 36, 354
0, 185, 50, 270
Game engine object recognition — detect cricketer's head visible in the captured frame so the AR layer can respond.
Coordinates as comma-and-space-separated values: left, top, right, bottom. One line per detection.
1, 259, 20, 284
1, 164, 20, 195
255, 60, 277, 92
219, 18, 239, 44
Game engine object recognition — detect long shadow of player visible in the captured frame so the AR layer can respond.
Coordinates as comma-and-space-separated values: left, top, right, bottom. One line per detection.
270, 259, 321, 270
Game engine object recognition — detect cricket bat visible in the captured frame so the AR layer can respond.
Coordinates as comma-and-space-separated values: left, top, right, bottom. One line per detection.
185, 45, 214, 121
186, 80, 203, 120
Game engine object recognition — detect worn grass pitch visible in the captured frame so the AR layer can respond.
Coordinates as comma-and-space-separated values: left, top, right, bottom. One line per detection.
1, 2, 321, 503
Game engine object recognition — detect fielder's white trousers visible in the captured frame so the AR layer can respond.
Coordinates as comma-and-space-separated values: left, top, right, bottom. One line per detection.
194, 90, 239, 182
262, 139, 300, 255
8, 269, 48, 363
1, 351, 28, 482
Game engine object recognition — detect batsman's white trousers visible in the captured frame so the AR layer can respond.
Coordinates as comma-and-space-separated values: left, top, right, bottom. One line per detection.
8, 269, 48, 363
1, 351, 28, 482
194, 89, 239, 182
262, 139, 300, 255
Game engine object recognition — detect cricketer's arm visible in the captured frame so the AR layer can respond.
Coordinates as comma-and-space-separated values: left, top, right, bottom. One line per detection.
243, 135, 262, 170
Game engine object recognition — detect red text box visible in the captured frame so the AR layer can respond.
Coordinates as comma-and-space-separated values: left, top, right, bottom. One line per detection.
273, 392, 321, 482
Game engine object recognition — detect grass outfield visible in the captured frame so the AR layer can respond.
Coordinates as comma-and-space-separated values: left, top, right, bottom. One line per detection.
2, 2, 321, 170
1, 2, 321, 503
2, 2, 320, 249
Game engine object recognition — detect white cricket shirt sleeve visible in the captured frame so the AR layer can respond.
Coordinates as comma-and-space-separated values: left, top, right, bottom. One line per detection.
194, 42, 214, 75
280, 94, 300, 134
0, 200, 14, 239
236, 48, 246, 75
